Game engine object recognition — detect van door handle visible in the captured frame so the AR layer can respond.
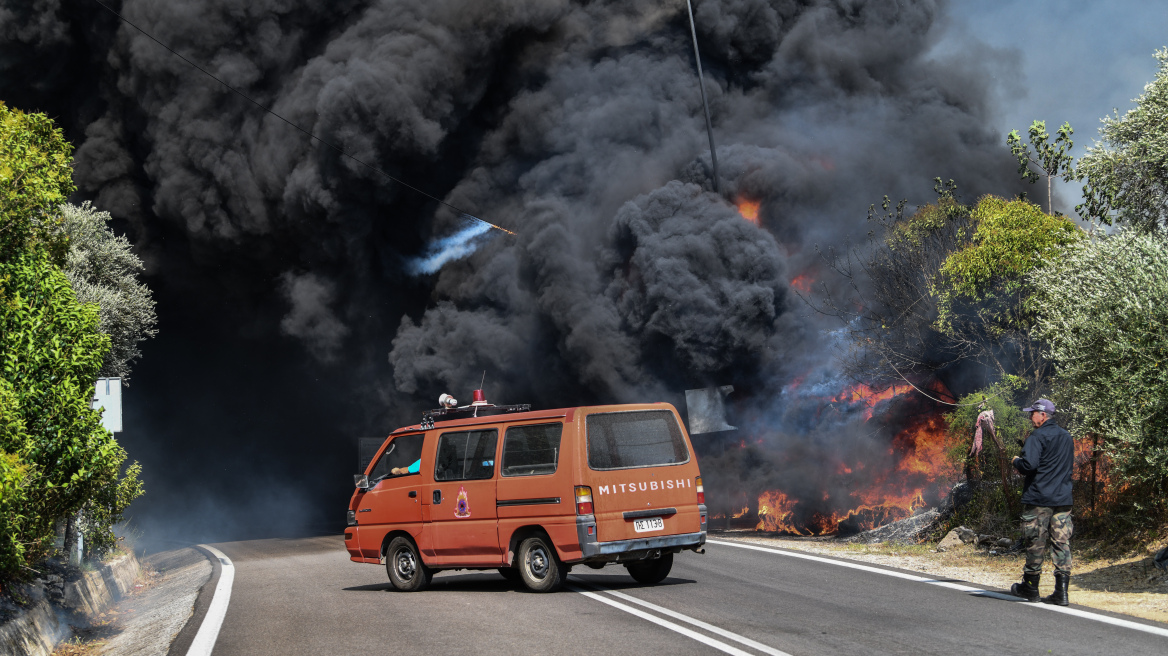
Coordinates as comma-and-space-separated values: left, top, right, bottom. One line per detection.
408, 490, 417, 498
433, 490, 442, 504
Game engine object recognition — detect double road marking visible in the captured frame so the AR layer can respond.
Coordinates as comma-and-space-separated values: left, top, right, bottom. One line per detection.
570, 539, 1168, 655
568, 578, 791, 656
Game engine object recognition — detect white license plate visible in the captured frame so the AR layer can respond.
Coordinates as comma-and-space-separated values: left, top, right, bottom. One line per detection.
633, 517, 664, 533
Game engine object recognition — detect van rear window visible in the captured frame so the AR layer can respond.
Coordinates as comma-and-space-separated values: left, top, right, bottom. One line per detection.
586, 410, 689, 470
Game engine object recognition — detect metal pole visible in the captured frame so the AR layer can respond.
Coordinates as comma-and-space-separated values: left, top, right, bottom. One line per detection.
685, 0, 720, 194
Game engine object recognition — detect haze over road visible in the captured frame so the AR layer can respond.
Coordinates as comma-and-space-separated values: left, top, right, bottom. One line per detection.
200, 535, 1166, 655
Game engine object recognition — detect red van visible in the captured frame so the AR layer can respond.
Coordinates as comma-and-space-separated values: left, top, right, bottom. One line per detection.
344, 394, 707, 592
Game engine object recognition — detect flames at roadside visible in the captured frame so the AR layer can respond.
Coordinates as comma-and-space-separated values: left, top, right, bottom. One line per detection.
755, 409, 957, 535
710, 379, 961, 537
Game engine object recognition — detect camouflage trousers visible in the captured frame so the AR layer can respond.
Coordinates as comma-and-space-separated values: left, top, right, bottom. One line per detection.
1021, 504, 1073, 575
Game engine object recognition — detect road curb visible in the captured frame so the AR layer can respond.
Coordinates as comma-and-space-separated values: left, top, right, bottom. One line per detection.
166, 545, 222, 656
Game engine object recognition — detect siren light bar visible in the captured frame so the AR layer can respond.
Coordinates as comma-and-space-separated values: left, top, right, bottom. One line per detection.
419, 389, 530, 429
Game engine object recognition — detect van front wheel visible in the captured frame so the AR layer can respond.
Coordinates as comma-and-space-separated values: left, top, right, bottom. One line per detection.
518, 535, 567, 592
386, 537, 432, 592
625, 552, 673, 585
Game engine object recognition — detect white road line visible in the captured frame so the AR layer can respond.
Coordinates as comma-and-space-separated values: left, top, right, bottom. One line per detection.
573, 579, 793, 656
186, 544, 235, 656
567, 585, 757, 656
709, 538, 1168, 639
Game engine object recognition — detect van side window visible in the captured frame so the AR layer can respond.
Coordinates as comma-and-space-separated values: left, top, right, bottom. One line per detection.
435, 429, 498, 481
501, 423, 563, 477
586, 410, 689, 470
371, 434, 425, 483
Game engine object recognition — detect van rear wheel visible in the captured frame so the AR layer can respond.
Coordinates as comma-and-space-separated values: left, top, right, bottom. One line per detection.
386, 536, 432, 592
518, 535, 567, 592
625, 552, 673, 585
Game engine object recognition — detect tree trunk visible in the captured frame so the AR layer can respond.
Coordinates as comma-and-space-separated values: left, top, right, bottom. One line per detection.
1090, 432, 1099, 511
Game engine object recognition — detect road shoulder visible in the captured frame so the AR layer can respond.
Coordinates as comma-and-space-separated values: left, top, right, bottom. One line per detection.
94, 548, 212, 656
711, 531, 1168, 625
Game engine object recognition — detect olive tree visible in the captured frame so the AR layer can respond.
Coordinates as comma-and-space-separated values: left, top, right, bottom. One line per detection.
62, 202, 158, 382
1076, 48, 1168, 232
1030, 230, 1168, 503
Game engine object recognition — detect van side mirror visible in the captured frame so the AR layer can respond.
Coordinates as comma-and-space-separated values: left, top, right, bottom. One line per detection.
354, 474, 370, 490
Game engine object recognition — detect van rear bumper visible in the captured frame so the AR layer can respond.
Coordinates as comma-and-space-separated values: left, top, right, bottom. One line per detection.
574, 515, 706, 563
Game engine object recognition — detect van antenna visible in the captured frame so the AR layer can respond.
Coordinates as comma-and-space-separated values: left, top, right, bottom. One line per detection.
480, 371, 486, 390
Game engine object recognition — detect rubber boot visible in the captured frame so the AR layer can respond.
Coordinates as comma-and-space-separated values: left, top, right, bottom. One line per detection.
1010, 572, 1041, 602
1042, 571, 1069, 606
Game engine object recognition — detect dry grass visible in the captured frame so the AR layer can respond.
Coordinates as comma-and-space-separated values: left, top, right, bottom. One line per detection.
716, 532, 1168, 624
50, 564, 161, 656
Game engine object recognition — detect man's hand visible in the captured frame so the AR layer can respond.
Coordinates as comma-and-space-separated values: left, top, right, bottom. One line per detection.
390, 467, 405, 476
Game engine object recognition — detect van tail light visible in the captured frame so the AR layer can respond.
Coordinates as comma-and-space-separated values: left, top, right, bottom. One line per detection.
695, 476, 705, 504
575, 486, 594, 515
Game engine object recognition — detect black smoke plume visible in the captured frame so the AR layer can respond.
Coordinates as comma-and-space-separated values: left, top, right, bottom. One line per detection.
0, 0, 1026, 546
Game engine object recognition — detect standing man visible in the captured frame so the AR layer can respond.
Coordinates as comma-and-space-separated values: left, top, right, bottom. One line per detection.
1009, 398, 1074, 605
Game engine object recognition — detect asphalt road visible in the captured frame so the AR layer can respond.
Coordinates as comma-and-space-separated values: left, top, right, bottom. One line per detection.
202, 535, 1168, 655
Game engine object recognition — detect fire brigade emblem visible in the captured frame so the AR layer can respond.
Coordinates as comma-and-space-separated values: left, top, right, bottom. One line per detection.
454, 486, 471, 518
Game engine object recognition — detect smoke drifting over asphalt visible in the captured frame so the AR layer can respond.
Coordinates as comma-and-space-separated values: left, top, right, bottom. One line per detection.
0, 0, 1028, 546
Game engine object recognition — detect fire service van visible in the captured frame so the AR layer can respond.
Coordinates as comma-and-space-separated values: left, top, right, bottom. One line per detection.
345, 390, 707, 593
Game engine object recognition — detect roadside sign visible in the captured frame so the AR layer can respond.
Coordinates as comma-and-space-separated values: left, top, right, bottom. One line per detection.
92, 377, 123, 433
684, 385, 736, 434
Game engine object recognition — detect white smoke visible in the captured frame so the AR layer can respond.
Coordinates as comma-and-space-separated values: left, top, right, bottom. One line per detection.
406, 217, 493, 276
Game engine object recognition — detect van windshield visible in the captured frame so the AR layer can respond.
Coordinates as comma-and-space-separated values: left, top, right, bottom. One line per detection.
586, 410, 689, 470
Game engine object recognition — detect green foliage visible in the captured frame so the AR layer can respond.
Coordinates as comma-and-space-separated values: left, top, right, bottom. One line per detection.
62, 202, 158, 381
0, 381, 29, 573
936, 197, 1083, 325
932, 196, 1082, 387
829, 195, 977, 386
1076, 49, 1168, 232
0, 102, 75, 264
0, 247, 143, 578
937, 379, 1028, 537
1030, 230, 1168, 510
1007, 120, 1075, 214
944, 377, 1030, 451
884, 196, 971, 250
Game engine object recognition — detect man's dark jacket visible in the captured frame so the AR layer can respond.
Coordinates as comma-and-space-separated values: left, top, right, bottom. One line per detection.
1013, 418, 1074, 506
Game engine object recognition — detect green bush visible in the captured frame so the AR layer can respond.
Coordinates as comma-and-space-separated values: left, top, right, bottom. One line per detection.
940, 378, 1028, 536
0, 102, 74, 263
1, 248, 144, 575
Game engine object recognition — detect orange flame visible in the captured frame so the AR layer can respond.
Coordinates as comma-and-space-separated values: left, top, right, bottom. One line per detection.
755, 395, 960, 536
834, 383, 914, 420
756, 490, 806, 534
790, 274, 813, 293
737, 199, 761, 225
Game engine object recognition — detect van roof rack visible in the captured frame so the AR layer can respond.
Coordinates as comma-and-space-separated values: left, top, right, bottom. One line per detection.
420, 403, 531, 429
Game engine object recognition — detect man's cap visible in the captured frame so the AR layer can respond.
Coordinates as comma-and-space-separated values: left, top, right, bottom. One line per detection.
1022, 398, 1056, 414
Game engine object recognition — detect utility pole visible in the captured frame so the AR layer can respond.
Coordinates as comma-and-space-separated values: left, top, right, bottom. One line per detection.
685, 0, 720, 194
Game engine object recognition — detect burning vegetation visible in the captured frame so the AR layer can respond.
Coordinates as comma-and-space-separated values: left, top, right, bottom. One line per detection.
707, 378, 961, 537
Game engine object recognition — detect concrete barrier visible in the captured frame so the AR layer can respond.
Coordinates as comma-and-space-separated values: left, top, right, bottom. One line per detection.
0, 552, 142, 656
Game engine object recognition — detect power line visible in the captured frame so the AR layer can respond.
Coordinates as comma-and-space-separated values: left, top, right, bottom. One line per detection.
86, 0, 516, 236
